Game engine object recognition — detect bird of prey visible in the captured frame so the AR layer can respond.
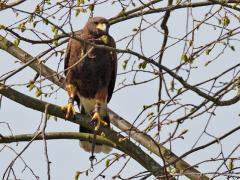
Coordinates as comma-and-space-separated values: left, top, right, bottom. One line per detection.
63, 17, 117, 153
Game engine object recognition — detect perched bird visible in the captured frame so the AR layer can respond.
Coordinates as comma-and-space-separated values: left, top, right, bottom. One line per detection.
63, 17, 117, 153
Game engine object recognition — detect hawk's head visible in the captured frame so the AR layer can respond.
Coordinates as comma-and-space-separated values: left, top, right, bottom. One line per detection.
85, 17, 109, 37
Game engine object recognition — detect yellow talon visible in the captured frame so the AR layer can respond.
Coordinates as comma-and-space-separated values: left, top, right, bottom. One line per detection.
92, 112, 107, 130
62, 102, 75, 119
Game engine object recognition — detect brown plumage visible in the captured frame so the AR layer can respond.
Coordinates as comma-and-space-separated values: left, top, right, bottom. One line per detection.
64, 17, 117, 153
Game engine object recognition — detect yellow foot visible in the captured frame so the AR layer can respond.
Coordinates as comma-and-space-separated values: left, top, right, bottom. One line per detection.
61, 102, 75, 119
92, 112, 108, 130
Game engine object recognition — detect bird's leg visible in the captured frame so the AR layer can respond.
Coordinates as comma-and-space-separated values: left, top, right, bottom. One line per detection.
65, 97, 75, 119
91, 102, 108, 130
62, 84, 77, 119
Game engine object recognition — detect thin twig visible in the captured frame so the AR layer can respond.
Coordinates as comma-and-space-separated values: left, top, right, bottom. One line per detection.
42, 104, 51, 180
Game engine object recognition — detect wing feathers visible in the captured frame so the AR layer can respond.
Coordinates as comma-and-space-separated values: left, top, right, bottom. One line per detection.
107, 35, 117, 102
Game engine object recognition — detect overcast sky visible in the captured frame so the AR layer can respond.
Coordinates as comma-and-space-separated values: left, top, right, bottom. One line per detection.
1, 1, 240, 180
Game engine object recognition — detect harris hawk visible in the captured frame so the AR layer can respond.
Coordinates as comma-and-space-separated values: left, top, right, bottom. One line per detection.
63, 17, 117, 153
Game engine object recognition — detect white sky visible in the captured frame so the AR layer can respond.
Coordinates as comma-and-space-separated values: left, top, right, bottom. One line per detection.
0, 1, 240, 180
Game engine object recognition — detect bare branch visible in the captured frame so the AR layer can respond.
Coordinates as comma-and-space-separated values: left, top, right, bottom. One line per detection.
0, 36, 209, 180
0, 83, 167, 178
0, 132, 115, 147
0, 0, 26, 11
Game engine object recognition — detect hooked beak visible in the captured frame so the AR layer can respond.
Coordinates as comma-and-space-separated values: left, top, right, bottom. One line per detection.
96, 23, 107, 32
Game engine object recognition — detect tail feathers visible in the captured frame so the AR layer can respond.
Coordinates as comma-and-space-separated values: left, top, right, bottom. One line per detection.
80, 141, 112, 154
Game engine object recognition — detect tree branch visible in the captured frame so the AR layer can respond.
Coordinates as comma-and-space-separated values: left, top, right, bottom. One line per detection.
0, 0, 26, 11
0, 36, 209, 179
109, 0, 240, 25
0, 83, 169, 179
42, 104, 50, 180
2, 31, 239, 107
0, 35, 64, 88
0, 132, 115, 147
